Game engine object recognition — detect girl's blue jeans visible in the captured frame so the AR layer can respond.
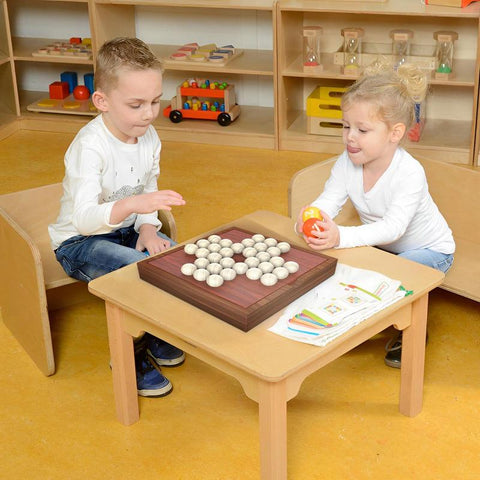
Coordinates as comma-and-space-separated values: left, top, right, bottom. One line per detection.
55, 226, 175, 283
398, 248, 454, 274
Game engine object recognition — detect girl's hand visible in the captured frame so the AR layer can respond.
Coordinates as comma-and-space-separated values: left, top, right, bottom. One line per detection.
303, 211, 340, 251
136, 224, 171, 256
133, 190, 185, 214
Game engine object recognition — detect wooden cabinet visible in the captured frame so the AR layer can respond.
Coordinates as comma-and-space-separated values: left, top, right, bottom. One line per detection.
277, 0, 480, 165
1, 0, 480, 165
89, 0, 276, 149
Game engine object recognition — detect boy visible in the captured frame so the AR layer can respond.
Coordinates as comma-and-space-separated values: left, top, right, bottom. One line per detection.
49, 37, 186, 397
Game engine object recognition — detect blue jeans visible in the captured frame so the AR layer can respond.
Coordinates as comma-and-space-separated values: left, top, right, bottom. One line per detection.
398, 248, 454, 274
55, 226, 175, 283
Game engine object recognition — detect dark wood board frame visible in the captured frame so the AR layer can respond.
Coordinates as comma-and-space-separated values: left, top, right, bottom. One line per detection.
137, 227, 337, 331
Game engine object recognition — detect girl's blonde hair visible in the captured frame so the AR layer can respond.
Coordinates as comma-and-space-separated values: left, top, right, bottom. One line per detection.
95, 37, 164, 93
341, 62, 428, 130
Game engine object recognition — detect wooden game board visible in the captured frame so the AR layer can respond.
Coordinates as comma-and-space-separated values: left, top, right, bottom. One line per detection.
137, 227, 337, 331
164, 49, 243, 68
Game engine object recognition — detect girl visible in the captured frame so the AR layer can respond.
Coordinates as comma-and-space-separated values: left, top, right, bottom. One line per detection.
296, 63, 455, 368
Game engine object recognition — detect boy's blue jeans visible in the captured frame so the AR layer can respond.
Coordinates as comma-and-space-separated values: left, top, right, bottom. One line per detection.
55, 226, 175, 283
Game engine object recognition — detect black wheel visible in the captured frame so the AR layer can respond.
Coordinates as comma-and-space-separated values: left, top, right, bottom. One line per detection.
217, 113, 232, 127
169, 110, 183, 123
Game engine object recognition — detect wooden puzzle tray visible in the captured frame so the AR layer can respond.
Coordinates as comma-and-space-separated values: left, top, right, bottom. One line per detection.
137, 227, 337, 331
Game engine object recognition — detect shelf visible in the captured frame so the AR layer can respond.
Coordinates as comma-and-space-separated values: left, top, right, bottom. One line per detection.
151, 45, 273, 76
12, 37, 93, 65
93, 0, 275, 11
156, 100, 275, 149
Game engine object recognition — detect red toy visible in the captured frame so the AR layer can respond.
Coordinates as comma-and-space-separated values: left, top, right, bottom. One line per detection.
302, 217, 324, 237
49, 81, 69, 100
73, 85, 90, 100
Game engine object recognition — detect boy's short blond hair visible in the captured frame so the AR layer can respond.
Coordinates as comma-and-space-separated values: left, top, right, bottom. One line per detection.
95, 37, 164, 93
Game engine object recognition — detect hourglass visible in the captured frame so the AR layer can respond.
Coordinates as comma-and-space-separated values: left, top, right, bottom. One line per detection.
303, 26, 323, 72
390, 29, 413, 68
434, 31, 458, 80
341, 27, 364, 76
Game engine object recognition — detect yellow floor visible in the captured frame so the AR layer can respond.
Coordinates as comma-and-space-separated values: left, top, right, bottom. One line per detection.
0, 130, 479, 480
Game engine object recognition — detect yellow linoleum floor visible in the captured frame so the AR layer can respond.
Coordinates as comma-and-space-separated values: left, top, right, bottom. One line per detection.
0, 131, 479, 480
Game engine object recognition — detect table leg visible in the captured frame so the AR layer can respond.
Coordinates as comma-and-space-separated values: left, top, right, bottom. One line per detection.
105, 301, 139, 425
399, 294, 428, 417
258, 380, 287, 480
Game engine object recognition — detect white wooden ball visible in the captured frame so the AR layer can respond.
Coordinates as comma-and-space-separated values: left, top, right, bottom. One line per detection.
277, 241, 291, 253
196, 238, 210, 248
256, 251, 271, 263
246, 267, 262, 280
241, 238, 255, 248
273, 266, 289, 280
284, 261, 300, 273
220, 268, 237, 281
231, 242, 244, 254
261, 273, 278, 287
251, 234, 265, 242
258, 261, 274, 274
208, 234, 221, 243
208, 243, 222, 253
254, 242, 267, 252
233, 262, 248, 274
194, 257, 210, 269
219, 238, 233, 248
219, 247, 234, 258
180, 263, 197, 276
243, 247, 257, 258
270, 256, 285, 268
244, 256, 260, 268
207, 263, 223, 275
207, 252, 222, 263
267, 246, 281, 257
264, 237, 278, 247
193, 268, 209, 281
220, 257, 235, 268
207, 274, 224, 288
195, 247, 210, 258
184, 243, 198, 255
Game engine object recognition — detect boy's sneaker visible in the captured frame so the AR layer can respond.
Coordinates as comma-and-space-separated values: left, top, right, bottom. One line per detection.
135, 350, 173, 397
384, 331, 402, 368
145, 333, 185, 367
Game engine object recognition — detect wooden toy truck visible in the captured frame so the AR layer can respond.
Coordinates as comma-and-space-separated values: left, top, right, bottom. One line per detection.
163, 79, 240, 126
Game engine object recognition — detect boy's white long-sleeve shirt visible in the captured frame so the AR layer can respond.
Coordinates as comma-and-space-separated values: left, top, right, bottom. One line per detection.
311, 148, 455, 254
49, 115, 162, 250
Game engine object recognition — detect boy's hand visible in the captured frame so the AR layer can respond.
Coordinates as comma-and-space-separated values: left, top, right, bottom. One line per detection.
136, 224, 171, 256
302, 211, 340, 250
134, 190, 185, 213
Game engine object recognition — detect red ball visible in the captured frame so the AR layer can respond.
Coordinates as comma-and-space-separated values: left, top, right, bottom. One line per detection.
73, 85, 90, 100
302, 217, 324, 237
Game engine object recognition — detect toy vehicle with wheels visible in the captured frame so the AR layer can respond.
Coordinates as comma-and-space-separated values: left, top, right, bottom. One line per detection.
163, 79, 240, 127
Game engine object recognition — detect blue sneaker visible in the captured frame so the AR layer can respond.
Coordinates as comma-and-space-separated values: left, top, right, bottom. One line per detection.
135, 350, 173, 397
145, 333, 185, 367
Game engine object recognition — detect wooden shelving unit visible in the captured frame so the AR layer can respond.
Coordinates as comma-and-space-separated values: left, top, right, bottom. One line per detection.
277, 0, 480, 165
1, 0, 480, 165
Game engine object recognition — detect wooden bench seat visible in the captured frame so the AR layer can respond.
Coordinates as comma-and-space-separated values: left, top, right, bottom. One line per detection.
289, 156, 480, 303
0, 183, 176, 375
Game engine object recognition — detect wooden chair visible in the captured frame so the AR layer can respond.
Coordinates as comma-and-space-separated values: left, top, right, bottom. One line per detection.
289, 155, 480, 303
0, 183, 177, 376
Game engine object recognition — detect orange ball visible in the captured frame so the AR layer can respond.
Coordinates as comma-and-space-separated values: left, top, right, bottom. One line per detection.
302, 217, 324, 237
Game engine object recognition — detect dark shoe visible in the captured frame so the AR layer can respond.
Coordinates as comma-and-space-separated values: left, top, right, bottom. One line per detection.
145, 333, 185, 367
384, 331, 402, 369
135, 349, 173, 397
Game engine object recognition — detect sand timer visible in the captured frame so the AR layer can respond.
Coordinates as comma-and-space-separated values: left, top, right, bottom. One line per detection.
434, 31, 458, 80
303, 26, 323, 72
341, 27, 364, 76
390, 29, 413, 68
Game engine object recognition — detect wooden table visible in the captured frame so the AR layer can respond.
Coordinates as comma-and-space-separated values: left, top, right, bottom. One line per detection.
88, 211, 444, 480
